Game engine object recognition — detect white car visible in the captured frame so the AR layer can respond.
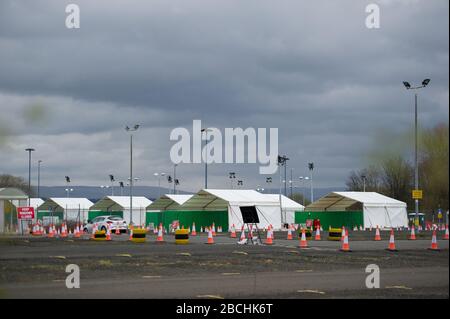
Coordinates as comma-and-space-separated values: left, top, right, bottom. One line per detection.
84, 215, 128, 234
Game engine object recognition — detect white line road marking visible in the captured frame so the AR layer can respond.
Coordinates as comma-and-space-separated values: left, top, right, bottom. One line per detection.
297, 289, 326, 295
196, 295, 224, 299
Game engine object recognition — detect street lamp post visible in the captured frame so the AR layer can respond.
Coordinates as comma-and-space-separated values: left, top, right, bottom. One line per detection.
173, 164, 178, 194
308, 162, 314, 202
154, 173, 166, 198
37, 160, 42, 199
299, 176, 310, 206
125, 124, 139, 225
109, 175, 115, 196
361, 174, 366, 192
266, 177, 272, 193
201, 128, 212, 189
403, 79, 431, 225
65, 188, 74, 198
229, 172, 236, 189
25, 148, 35, 205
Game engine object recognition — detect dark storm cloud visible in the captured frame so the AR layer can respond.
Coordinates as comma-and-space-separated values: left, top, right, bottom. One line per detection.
0, 0, 448, 190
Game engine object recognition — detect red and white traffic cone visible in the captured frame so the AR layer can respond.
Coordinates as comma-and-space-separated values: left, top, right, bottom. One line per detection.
409, 225, 416, 240
428, 230, 439, 251
211, 223, 216, 236
299, 228, 308, 249
374, 226, 381, 241
265, 227, 273, 245
386, 229, 397, 251
287, 225, 293, 240
47, 224, 54, 238
314, 226, 321, 241
206, 228, 214, 244
340, 229, 351, 252
341, 227, 346, 241
60, 223, 68, 238
444, 225, 449, 240
106, 225, 112, 241
230, 224, 236, 238
156, 226, 164, 242
191, 223, 197, 236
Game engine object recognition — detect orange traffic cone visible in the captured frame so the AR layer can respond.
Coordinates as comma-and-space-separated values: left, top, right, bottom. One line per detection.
444, 225, 449, 240
129, 227, 133, 241
341, 227, 346, 241
314, 226, 321, 241
409, 225, 416, 240
115, 225, 120, 235
340, 229, 351, 252
265, 227, 273, 245
206, 228, 214, 244
47, 224, 54, 238
239, 226, 246, 241
60, 223, 68, 238
211, 223, 216, 236
287, 225, 293, 240
374, 226, 381, 241
156, 226, 164, 242
386, 229, 397, 251
74, 225, 80, 238
299, 228, 308, 249
428, 230, 439, 251
191, 223, 197, 236
230, 224, 236, 238
106, 225, 112, 241
79, 225, 84, 235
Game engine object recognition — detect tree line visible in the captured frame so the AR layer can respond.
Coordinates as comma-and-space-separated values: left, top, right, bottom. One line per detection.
346, 123, 449, 215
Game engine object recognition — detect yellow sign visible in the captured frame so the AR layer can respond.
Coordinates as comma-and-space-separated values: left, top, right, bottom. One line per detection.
412, 190, 423, 199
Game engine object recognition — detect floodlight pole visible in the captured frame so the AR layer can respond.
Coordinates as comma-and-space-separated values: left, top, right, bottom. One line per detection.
37, 160, 42, 199
25, 148, 35, 206
126, 125, 139, 225
403, 79, 430, 226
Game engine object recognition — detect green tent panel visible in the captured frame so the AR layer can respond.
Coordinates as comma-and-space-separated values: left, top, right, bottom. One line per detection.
88, 211, 123, 221
151, 210, 228, 231
295, 211, 364, 229
37, 211, 64, 221
146, 211, 163, 227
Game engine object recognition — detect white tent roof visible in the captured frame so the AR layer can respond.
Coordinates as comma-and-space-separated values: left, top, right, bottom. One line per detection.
181, 189, 279, 210
38, 198, 94, 211
29, 198, 45, 208
0, 188, 28, 200
265, 194, 304, 210
306, 192, 406, 211
90, 196, 152, 211
147, 194, 193, 211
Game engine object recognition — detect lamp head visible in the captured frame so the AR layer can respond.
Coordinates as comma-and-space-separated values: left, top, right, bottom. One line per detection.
422, 79, 430, 87
403, 81, 411, 89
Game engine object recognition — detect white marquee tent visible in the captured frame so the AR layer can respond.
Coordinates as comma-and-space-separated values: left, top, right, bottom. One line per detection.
38, 198, 94, 224
265, 194, 305, 225
181, 189, 292, 230
89, 196, 152, 225
306, 191, 408, 228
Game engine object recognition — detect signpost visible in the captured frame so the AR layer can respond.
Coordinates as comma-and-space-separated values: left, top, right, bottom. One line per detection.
412, 190, 423, 200
17, 207, 35, 235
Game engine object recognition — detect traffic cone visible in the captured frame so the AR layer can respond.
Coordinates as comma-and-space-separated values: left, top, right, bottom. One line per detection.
386, 229, 397, 251
212, 223, 216, 236
314, 226, 321, 241
287, 225, 293, 240
106, 225, 111, 241
239, 226, 246, 241
299, 228, 308, 249
61, 223, 68, 238
47, 224, 54, 238
79, 225, 84, 235
115, 225, 120, 235
206, 228, 214, 244
374, 226, 381, 241
340, 229, 351, 252
341, 227, 346, 241
128, 228, 134, 241
230, 224, 236, 238
428, 230, 439, 251
156, 226, 164, 242
444, 225, 449, 240
74, 225, 80, 238
191, 223, 197, 236
265, 227, 273, 245
409, 225, 416, 240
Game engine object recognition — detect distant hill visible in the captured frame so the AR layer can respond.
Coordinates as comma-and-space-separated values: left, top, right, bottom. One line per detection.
37, 186, 345, 202
37, 186, 189, 202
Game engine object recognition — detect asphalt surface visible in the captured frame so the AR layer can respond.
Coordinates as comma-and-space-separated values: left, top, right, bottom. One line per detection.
0, 230, 448, 299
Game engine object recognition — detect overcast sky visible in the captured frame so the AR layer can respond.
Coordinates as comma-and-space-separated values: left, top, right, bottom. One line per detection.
0, 0, 448, 192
